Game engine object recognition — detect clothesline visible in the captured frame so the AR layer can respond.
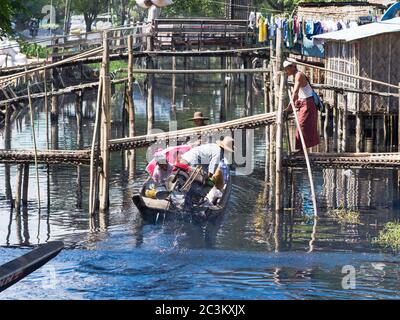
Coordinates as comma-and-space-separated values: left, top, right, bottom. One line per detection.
248, 10, 379, 57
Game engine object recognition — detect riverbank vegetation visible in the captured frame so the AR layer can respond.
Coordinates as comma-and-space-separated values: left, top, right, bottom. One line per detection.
328, 206, 361, 225
374, 222, 400, 252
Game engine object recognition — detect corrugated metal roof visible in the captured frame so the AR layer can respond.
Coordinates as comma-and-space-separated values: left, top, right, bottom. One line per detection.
313, 17, 400, 42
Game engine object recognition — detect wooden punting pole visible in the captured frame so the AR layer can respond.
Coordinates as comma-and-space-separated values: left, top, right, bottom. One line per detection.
288, 89, 318, 217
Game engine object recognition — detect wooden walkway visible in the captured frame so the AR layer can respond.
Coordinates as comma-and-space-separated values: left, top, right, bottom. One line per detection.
108, 112, 278, 151
0, 150, 91, 165
285, 153, 400, 169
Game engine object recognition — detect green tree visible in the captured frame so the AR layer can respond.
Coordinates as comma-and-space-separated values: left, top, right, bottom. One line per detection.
0, 0, 24, 37
162, 0, 224, 18
71, 0, 108, 32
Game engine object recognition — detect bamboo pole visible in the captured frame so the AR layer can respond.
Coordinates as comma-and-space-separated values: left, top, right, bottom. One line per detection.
356, 113, 363, 153
333, 91, 339, 152
264, 60, 270, 183
4, 106, 12, 203
147, 35, 155, 134
22, 164, 29, 207
127, 35, 136, 180
288, 89, 318, 217
275, 72, 286, 212
15, 165, 24, 212
343, 94, 348, 153
99, 31, 111, 212
398, 83, 400, 152
27, 83, 41, 211
324, 105, 330, 153
89, 70, 104, 215
172, 45, 177, 108
44, 61, 49, 150
220, 55, 227, 122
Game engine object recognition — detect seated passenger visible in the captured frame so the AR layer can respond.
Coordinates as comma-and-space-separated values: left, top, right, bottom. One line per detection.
152, 154, 173, 185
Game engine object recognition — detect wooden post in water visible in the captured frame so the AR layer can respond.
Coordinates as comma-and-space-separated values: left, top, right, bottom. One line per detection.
398, 82, 400, 152
172, 44, 177, 108
264, 60, 270, 182
99, 31, 111, 212
4, 106, 12, 203
15, 165, 24, 212
22, 164, 29, 207
76, 91, 83, 208
127, 35, 136, 179
356, 112, 363, 153
324, 105, 330, 153
342, 94, 348, 152
333, 91, 338, 152
146, 34, 155, 134
244, 55, 253, 116
275, 72, 286, 212
51, 39, 59, 125
220, 55, 227, 122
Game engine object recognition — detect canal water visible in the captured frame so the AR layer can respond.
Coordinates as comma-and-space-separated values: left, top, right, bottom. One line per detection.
1, 71, 400, 300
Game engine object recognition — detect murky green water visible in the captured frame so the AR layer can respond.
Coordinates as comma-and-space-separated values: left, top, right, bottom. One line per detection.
1, 69, 400, 300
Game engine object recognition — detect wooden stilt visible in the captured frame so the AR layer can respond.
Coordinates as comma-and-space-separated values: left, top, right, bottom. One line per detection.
275, 72, 287, 212
15, 165, 24, 212
333, 91, 339, 152
76, 91, 83, 209
244, 55, 253, 116
4, 106, 12, 203
172, 45, 177, 108
220, 55, 227, 122
22, 164, 29, 207
342, 94, 348, 152
356, 112, 363, 153
99, 31, 111, 212
127, 35, 136, 179
264, 60, 270, 182
146, 35, 155, 134
324, 105, 330, 153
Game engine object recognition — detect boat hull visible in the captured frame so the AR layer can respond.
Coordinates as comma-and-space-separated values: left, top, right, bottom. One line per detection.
132, 178, 232, 224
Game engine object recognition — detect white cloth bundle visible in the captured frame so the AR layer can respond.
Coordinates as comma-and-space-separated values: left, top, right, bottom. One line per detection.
136, 0, 173, 8
136, 0, 152, 8
151, 0, 173, 7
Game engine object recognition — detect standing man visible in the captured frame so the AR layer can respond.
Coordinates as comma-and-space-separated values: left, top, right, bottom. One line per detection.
283, 60, 320, 154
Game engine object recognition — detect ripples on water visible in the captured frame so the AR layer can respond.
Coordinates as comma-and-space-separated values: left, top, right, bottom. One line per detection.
0, 77, 400, 300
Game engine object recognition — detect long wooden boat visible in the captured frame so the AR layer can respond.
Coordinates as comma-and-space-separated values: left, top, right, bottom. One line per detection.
0, 241, 64, 293
132, 176, 232, 223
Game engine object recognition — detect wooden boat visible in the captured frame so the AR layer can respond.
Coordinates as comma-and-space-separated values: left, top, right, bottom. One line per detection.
0, 241, 64, 293
132, 176, 232, 224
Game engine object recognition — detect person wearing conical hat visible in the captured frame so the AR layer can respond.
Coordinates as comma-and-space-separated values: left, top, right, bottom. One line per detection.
188, 112, 210, 127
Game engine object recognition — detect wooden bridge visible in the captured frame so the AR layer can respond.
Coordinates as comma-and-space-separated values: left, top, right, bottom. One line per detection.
285, 152, 400, 169
0, 150, 91, 165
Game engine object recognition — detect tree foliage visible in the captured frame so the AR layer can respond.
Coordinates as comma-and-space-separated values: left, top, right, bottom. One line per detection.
162, 0, 224, 18
71, 0, 109, 32
0, 0, 25, 36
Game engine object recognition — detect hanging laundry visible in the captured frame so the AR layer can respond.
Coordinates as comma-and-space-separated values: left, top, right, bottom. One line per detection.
248, 11, 256, 29
305, 20, 314, 36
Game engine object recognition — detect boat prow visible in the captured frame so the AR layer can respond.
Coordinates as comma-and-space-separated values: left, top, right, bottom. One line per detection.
0, 241, 64, 293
